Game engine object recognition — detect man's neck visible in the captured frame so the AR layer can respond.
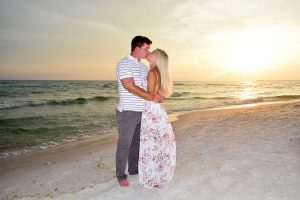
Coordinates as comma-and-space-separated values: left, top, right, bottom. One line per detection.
130, 52, 141, 61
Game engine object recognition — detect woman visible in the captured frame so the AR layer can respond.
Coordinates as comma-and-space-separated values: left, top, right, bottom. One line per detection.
138, 49, 176, 188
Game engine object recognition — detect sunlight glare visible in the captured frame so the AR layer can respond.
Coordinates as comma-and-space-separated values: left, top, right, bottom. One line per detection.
223, 30, 284, 73
225, 32, 274, 73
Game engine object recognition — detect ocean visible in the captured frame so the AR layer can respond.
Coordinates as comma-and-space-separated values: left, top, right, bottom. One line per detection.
0, 80, 299, 158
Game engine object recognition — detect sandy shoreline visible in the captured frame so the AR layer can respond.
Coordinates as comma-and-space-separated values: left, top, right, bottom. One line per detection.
0, 101, 299, 199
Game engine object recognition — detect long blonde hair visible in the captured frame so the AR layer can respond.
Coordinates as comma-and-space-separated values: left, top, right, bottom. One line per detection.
153, 49, 172, 97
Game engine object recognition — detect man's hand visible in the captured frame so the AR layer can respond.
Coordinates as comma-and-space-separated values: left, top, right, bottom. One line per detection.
121, 77, 135, 91
153, 93, 164, 103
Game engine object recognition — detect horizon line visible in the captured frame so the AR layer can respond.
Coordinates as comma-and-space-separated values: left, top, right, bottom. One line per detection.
1, 79, 300, 82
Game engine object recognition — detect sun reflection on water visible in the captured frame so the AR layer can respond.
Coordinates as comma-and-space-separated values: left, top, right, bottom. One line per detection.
238, 81, 258, 100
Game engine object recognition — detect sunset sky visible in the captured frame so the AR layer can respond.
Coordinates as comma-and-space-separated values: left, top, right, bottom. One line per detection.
0, 0, 300, 81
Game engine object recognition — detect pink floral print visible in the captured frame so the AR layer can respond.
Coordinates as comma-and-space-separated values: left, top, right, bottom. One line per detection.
138, 99, 176, 188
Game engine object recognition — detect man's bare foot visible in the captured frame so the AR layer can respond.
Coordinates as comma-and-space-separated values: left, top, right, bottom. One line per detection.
118, 179, 129, 187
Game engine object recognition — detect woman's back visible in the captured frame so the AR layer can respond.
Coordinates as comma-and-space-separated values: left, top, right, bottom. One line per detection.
151, 68, 161, 94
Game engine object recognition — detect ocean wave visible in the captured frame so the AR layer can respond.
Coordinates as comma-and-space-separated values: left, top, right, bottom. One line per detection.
0, 135, 79, 159
168, 94, 300, 103
174, 83, 185, 86
240, 97, 265, 104
171, 92, 191, 97
48, 98, 87, 105
0, 116, 45, 125
270, 95, 300, 100
0, 127, 114, 159
0, 96, 115, 110
205, 83, 227, 86
170, 92, 233, 100
239, 95, 300, 104
92, 96, 112, 101
101, 82, 117, 89
194, 96, 233, 100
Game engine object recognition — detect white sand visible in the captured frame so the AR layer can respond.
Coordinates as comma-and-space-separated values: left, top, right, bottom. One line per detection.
0, 101, 299, 200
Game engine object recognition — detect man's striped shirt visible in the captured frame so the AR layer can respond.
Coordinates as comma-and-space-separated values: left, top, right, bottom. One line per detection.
116, 55, 149, 112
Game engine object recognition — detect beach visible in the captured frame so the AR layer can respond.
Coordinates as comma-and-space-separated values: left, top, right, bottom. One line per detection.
0, 101, 299, 200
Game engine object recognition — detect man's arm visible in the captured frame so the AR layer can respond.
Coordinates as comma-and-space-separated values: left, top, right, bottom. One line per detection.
121, 77, 154, 101
121, 71, 164, 102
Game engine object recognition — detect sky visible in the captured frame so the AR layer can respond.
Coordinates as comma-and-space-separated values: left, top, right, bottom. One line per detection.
0, 0, 300, 81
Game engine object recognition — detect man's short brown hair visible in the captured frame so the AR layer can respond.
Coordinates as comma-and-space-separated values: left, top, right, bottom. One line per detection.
131, 36, 152, 52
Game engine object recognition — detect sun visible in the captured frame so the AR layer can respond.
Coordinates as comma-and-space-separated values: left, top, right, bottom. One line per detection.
222, 30, 281, 74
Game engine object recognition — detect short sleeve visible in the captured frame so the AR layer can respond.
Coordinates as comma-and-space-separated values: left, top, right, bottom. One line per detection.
117, 63, 133, 80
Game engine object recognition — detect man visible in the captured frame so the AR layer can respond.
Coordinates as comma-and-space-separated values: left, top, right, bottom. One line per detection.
115, 36, 162, 187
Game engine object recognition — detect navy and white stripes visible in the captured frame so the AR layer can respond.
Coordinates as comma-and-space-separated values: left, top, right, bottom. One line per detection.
116, 55, 149, 112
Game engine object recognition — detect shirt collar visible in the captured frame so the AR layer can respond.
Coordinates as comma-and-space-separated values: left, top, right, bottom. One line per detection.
127, 54, 140, 63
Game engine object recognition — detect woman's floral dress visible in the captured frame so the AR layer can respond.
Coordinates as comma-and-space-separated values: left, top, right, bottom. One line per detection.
138, 79, 176, 188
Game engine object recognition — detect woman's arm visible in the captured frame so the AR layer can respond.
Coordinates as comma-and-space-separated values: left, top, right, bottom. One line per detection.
121, 71, 157, 101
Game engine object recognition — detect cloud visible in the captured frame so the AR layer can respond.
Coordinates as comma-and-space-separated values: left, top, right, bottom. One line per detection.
160, 0, 300, 40
1, 0, 299, 80
0, 0, 124, 36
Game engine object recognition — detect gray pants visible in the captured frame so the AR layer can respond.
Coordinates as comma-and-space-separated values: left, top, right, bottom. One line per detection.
115, 110, 142, 181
